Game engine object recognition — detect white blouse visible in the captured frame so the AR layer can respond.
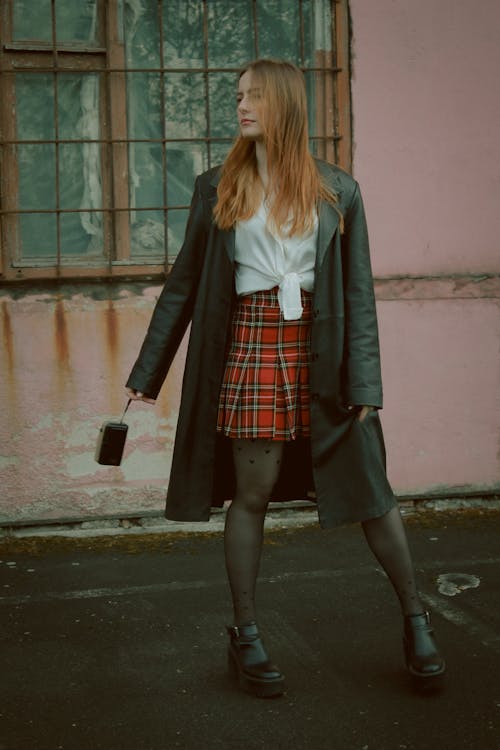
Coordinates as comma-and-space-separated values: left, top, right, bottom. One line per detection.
234, 201, 318, 320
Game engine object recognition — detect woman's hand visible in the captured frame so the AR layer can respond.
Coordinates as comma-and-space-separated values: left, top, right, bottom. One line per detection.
125, 387, 156, 405
357, 405, 375, 422
347, 404, 375, 422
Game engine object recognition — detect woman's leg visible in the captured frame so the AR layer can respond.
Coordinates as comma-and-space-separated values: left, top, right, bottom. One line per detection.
362, 505, 445, 678
361, 505, 423, 615
224, 438, 284, 626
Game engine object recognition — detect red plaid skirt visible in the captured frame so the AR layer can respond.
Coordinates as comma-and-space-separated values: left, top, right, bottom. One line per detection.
216, 287, 312, 441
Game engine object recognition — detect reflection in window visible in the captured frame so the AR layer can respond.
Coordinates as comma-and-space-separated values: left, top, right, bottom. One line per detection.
15, 73, 102, 259
13, 0, 99, 44
16, 74, 55, 140
5, 0, 342, 274
164, 74, 207, 139
257, 0, 301, 59
55, 0, 99, 43
209, 72, 240, 140
163, 0, 204, 68
122, 0, 335, 261
13, 0, 52, 41
18, 145, 57, 257
207, 1, 254, 69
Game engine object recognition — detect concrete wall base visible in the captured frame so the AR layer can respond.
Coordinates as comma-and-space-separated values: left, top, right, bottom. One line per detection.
1, 494, 498, 540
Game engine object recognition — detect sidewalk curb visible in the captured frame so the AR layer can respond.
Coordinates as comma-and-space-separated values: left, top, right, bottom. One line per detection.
1, 495, 499, 539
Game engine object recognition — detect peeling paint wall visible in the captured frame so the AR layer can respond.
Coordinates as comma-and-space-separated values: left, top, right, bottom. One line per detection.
0, 285, 186, 521
1, 0, 499, 522
1, 278, 498, 523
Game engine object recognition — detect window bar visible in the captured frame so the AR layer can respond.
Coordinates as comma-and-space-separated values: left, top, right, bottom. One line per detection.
299, 0, 306, 68
252, 0, 260, 58
2, 207, 193, 215
202, 0, 211, 172
107, 0, 131, 268
104, 0, 113, 276
157, 0, 169, 272
0, 134, 342, 147
6, 65, 340, 75
330, 0, 338, 165
309, 1, 334, 164
51, 0, 62, 275
333, 0, 351, 170
0, 1, 346, 281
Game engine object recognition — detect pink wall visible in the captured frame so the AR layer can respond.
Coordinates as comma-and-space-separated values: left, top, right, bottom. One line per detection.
0, 0, 498, 524
379, 292, 498, 491
348, 0, 500, 493
350, 0, 500, 275
0, 288, 185, 522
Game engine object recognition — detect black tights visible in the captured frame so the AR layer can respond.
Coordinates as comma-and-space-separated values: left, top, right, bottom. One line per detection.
224, 439, 284, 626
362, 506, 423, 616
224, 439, 423, 626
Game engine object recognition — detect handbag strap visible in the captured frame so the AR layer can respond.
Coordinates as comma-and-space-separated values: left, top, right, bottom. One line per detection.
120, 399, 132, 424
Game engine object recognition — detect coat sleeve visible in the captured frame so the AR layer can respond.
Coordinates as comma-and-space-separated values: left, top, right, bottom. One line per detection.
126, 176, 209, 399
341, 181, 383, 409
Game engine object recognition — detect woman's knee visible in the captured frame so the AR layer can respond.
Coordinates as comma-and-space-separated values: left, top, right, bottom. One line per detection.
231, 485, 271, 515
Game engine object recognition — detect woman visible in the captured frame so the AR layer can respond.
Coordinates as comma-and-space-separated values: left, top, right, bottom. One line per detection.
126, 59, 445, 698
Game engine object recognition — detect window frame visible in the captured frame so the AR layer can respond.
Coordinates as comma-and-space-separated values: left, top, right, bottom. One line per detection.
0, 0, 351, 283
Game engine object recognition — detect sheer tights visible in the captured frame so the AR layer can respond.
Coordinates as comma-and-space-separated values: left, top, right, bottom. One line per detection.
224, 439, 284, 627
362, 505, 424, 616
224, 440, 424, 625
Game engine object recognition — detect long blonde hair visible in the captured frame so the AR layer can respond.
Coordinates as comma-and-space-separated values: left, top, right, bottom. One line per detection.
213, 58, 341, 236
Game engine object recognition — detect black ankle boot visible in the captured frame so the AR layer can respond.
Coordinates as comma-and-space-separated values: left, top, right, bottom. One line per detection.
403, 612, 446, 683
227, 623, 285, 698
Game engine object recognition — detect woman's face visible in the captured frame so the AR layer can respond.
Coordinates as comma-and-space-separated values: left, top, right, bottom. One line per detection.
237, 70, 264, 141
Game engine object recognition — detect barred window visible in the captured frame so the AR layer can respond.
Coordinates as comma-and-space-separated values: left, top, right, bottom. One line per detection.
0, 0, 350, 282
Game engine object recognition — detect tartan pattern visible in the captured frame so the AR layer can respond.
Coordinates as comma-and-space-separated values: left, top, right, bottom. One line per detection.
217, 287, 312, 441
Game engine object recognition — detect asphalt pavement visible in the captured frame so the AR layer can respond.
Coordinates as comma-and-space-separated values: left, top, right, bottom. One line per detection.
1, 509, 499, 750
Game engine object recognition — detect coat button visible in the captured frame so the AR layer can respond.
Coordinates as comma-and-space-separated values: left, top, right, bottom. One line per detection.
313, 309, 320, 318
311, 352, 319, 361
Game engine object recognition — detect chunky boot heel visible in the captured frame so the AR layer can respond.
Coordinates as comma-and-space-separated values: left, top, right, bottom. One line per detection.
227, 623, 285, 698
404, 612, 446, 689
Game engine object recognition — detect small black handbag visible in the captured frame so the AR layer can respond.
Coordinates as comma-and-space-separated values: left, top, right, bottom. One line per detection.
95, 399, 131, 466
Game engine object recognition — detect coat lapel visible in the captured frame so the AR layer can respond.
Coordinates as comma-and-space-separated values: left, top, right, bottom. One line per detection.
315, 158, 343, 268
317, 198, 340, 269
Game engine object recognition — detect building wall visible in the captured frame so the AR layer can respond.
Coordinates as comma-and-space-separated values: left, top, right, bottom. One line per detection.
1, 0, 499, 523
349, 0, 500, 275
0, 285, 186, 521
348, 0, 500, 496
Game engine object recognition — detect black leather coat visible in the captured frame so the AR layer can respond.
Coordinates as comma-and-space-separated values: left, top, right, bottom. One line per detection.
126, 161, 396, 527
